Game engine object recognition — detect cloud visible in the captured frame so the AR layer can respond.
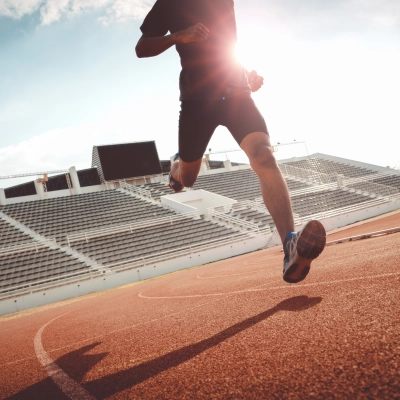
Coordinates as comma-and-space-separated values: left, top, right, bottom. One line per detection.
0, 101, 33, 121
0, 0, 42, 19
98, 0, 154, 25
349, 0, 400, 28
2, 0, 399, 29
0, 99, 178, 188
0, 0, 153, 26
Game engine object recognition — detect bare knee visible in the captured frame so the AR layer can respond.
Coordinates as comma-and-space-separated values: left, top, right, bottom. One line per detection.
248, 144, 278, 173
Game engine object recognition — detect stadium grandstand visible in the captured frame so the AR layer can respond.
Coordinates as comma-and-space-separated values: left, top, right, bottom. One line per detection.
1, 140, 400, 316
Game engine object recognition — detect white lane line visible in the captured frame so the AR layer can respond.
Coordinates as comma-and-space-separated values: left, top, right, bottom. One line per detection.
5, 299, 223, 368
196, 269, 266, 279
139, 271, 400, 299
39, 297, 226, 356
34, 313, 96, 400
0, 355, 37, 367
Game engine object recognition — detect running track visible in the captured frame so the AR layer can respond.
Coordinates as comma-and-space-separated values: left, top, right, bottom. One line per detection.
1, 212, 399, 399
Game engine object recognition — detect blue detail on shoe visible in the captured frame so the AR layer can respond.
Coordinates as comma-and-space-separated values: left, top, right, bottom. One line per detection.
283, 220, 326, 284
173, 153, 179, 162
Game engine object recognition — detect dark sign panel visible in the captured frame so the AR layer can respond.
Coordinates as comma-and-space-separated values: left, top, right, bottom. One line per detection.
77, 168, 101, 187
5, 181, 36, 198
95, 141, 161, 181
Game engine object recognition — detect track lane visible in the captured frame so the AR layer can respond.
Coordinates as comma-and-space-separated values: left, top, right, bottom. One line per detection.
1, 213, 399, 399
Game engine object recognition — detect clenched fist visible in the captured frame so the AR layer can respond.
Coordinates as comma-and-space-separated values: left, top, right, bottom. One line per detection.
174, 23, 210, 44
247, 70, 264, 92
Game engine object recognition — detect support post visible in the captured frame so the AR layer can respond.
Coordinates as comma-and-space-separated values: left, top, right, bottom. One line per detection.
0, 189, 6, 206
223, 159, 232, 171
69, 166, 82, 195
34, 180, 45, 200
200, 160, 208, 174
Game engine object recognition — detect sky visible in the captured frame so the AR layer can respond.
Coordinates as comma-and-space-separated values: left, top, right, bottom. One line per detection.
1, 0, 400, 188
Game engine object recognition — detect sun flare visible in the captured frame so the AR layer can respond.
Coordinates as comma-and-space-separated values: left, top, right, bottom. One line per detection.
234, 43, 256, 70
234, 32, 269, 71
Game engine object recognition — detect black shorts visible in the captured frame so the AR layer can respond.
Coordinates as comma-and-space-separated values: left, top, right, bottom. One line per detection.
178, 93, 268, 163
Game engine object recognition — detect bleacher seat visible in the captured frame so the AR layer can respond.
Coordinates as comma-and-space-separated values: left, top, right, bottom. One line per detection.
191, 169, 311, 201
0, 190, 177, 245
0, 219, 34, 248
0, 247, 89, 291
284, 158, 376, 178
70, 219, 238, 268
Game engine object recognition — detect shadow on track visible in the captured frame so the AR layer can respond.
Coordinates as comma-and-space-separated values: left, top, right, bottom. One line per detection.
84, 295, 322, 398
8, 342, 107, 400
8, 296, 321, 399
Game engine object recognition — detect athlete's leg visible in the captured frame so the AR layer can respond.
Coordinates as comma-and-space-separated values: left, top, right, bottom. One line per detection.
171, 99, 217, 190
170, 157, 203, 188
222, 95, 295, 243
240, 132, 295, 243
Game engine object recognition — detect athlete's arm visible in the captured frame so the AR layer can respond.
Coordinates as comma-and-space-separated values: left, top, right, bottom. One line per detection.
246, 70, 264, 92
136, 23, 209, 58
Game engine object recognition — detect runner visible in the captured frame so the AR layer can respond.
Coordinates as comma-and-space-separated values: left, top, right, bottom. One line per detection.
136, 0, 326, 282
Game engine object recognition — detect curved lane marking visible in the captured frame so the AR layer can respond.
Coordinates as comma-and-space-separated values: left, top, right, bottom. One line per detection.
34, 313, 96, 400
138, 271, 400, 299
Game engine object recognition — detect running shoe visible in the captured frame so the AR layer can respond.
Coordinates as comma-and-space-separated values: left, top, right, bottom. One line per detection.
168, 153, 184, 193
283, 220, 326, 283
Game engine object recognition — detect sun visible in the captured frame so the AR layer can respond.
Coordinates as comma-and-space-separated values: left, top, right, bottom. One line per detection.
234, 42, 255, 70
234, 31, 267, 71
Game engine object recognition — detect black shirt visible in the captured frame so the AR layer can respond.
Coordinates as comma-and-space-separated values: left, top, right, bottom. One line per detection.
140, 0, 251, 100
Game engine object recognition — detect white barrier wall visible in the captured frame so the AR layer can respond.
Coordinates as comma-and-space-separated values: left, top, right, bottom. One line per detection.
3, 193, 42, 205
315, 201, 400, 233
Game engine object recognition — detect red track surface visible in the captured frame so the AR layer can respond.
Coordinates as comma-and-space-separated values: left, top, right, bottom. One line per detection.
1, 212, 400, 399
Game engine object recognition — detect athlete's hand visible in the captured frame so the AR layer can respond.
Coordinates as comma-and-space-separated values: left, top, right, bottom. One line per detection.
247, 70, 264, 92
174, 23, 210, 44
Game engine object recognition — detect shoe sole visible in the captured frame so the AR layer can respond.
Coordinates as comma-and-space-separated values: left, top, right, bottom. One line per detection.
283, 220, 326, 284
168, 173, 184, 193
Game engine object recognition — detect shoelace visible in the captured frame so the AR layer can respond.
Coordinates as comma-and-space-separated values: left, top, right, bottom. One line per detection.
284, 232, 298, 261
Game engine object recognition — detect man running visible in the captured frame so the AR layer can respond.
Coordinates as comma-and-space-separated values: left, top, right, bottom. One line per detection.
136, 0, 326, 283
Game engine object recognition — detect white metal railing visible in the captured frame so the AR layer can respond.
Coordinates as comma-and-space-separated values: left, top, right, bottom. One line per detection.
253, 198, 301, 226
280, 162, 400, 199
389, 192, 400, 201
279, 164, 336, 185
341, 171, 392, 185
288, 183, 338, 197
207, 202, 271, 234
0, 268, 103, 298
120, 180, 153, 201
293, 213, 302, 226
343, 180, 398, 199
236, 200, 270, 215
212, 200, 269, 216
299, 197, 390, 221
0, 239, 57, 256
106, 231, 266, 272
66, 210, 200, 245
208, 210, 269, 233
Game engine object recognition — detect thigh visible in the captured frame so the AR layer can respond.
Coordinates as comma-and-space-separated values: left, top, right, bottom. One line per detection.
222, 94, 269, 146
178, 100, 219, 163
